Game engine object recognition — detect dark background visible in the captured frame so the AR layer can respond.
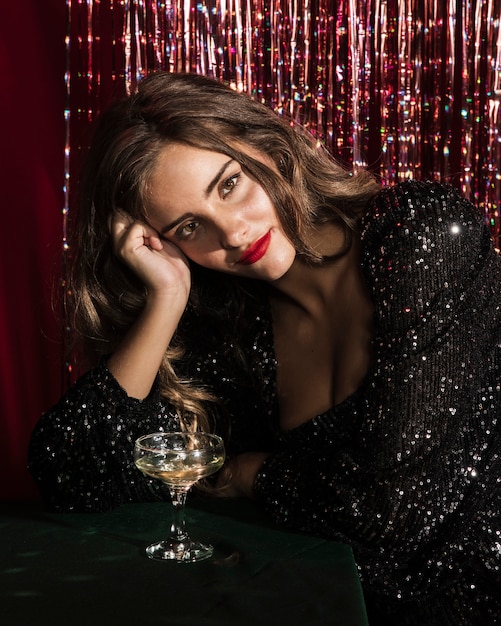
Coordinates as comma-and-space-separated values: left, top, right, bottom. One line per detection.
0, 1, 66, 499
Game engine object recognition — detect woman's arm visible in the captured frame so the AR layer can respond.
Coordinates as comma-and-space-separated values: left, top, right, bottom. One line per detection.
29, 213, 193, 511
106, 211, 191, 399
28, 363, 180, 512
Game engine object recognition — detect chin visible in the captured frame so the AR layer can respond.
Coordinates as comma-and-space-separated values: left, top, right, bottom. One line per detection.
260, 259, 295, 282
265, 269, 291, 282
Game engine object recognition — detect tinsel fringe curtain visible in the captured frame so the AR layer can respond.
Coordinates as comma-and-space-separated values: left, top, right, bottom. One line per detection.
66, 0, 501, 241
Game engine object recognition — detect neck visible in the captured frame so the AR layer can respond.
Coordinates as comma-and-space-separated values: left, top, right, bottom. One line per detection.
269, 224, 357, 314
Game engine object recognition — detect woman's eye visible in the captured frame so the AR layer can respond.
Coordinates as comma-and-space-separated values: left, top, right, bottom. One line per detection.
221, 173, 240, 197
177, 221, 200, 239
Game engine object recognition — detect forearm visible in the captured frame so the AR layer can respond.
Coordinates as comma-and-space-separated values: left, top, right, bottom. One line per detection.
28, 363, 181, 511
107, 293, 186, 399
107, 212, 191, 399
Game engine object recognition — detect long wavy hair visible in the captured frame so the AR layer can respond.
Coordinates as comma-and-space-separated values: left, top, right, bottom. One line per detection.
68, 71, 381, 431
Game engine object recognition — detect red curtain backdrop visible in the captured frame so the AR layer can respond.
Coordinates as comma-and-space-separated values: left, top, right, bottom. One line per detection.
0, 1, 66, 499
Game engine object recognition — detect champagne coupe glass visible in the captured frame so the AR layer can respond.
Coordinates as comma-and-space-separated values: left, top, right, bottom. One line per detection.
134, 431, 225, 562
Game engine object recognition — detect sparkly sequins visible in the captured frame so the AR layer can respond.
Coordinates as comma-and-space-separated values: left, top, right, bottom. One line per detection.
256, 181, 501, 623
29, 181, 501, 624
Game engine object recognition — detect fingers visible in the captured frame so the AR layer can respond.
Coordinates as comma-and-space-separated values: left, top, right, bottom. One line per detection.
146, 231, 164, 251
109, 208, 131, 235
110, 210, 159, 255
108, 210, 191, 299
110, 210, 132, 254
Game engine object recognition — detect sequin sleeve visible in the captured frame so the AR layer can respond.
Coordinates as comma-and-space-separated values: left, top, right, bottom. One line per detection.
253, 181, 501, 611
28, 362, 180, 512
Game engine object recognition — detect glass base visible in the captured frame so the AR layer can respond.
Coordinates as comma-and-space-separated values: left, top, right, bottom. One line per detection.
145, 539, 214, 562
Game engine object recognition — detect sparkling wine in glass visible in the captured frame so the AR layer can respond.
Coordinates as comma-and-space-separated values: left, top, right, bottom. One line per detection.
134, 431, 225, 562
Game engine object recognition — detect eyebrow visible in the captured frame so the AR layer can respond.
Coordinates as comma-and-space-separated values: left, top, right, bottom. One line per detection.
205, 159, 234, 196
160, 158, 234, 235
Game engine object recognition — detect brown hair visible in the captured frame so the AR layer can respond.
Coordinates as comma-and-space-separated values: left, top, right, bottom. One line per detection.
67, 71, 381, 430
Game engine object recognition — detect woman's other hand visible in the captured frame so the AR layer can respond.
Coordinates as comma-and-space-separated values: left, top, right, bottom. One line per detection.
217, 452, 269, 498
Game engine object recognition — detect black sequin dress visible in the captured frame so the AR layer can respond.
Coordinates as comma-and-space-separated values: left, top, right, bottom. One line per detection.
29, 181, 501, 624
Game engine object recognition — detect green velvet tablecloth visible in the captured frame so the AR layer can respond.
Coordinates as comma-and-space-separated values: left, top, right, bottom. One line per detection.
0, 498, 368, 626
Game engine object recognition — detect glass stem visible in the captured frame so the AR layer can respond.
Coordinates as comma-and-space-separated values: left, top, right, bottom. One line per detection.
169, 486, 189, 542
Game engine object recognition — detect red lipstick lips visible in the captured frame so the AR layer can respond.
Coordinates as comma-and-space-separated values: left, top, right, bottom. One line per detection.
238, 231, 271, 265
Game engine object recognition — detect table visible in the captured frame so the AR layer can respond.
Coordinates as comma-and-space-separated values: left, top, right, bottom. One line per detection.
1, 497, 368, 626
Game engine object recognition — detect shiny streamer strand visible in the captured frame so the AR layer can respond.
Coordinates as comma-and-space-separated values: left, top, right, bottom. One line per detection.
65, 0, 501, 242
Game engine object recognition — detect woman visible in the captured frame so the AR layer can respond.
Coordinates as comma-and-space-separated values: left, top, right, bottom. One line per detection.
29, 71, 501, 624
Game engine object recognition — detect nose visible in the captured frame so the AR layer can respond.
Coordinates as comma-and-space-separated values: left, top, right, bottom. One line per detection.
215, 215, 248, 250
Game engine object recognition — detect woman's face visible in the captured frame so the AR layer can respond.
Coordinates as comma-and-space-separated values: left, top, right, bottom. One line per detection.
146, 143, 297, 281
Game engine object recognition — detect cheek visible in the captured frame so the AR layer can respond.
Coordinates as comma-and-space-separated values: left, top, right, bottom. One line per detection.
274, 233, 296, 263
252, 192, 277, 220
181, 244, 226, 268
